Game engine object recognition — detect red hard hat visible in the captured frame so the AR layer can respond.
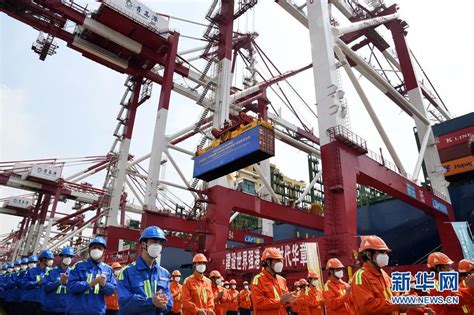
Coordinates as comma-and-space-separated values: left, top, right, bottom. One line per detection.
308, 271, 319, 279
427, 252, 454, 268
172, 270, 181, 276
209, 270, 222, 278
192, 253, 208, 263
359, 235, 391, 252
230, 279, 237, 284
262, 247, 283, 260
224, 281, 229, 285
458, 259, 474, 273
243, 281, 249, 285
326, 258, 344, 269
111, 262, 122, 269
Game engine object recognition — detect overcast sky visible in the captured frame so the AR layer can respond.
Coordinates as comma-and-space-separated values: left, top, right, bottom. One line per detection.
1, 0, 473, 238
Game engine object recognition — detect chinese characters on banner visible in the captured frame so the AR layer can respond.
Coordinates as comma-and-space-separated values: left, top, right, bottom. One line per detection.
225, 241, 311, 272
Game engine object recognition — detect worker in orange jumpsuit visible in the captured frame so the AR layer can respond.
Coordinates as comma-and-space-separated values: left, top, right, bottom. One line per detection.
295, 279, 314, 315
182, 254, 215, 315
350, 235, 420, 315
290, 280, 300, 315
238, 281, 251, 315
458, 259, 474, 313
250, 247, 294, 315
105, 262, 122, 315
209, 270, 226, 315
307, 272, 325, 315
426, 252, 474, 315
170, 270, 183, 315
322, 258, 353, 315
458, 259, 474, 287
221, 280, 230, 312
225, 279, 239, 315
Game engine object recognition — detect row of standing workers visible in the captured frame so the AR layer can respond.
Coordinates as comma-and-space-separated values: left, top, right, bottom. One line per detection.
1, 227, 474, 315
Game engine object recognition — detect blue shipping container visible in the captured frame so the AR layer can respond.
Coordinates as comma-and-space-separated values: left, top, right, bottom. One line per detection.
193, 125, 274, 181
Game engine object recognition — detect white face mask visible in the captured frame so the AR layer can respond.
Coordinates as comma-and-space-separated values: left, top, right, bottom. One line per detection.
375, 253, 389, 267
62, 257, 72, 266
311, 279, 319, 287
174, 277, 181, 282
224, 285, 230, 289
273, 261, 284, 273
231, 285, 237, 289
334, 270, 344, 279
7, 268, 13, 273
114, 270, 120, 277
28, 263, 36, 269
196, 264, 206, 274
46, 260, 54, 267
21, 265, 28, 271
14, 267, 20, 272
244, 285, 249, 290
296, 287, 300, 291
147, 243, 162, 258
90, 249, 103, 261
216, 279, 223, 286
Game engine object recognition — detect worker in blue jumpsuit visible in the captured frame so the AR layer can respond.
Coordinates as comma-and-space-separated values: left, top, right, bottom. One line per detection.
14, 258, 30, 315
42, 246, 75, 315
5, 259, 22, 315
22, 250, 55, 315
0, 264, 7, 309
66, 237, 116, 315
2, 263, 14, 314
117, 226, 173, 315
18, 255, 39, 314
28, 255, 39, 270
8, 258, 29, 315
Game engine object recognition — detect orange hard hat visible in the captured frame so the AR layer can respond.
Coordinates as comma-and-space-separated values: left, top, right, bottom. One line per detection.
427, 252, 454, 268
326, 258, 344, 269
230, 279, 237, 284
192, 253, 208, 263
262, 247, 283, 260
308, 271, 319, 279
299, 278, 308, 285
224, 280, 229, 285
243, 281, 249, 285
172, 270, 181, 276
209, 270, 222, 278
458, 259, 474, 273
359, 235, 391, 252
111, 262, 122, 269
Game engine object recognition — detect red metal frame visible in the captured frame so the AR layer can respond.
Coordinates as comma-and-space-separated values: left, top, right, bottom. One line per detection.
0, 1, 464, 274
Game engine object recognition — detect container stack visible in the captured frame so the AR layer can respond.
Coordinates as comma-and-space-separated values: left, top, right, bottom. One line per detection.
433, 112, 474, 182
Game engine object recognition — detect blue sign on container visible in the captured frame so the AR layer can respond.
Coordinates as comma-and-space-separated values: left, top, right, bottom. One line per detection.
244, 235, 264, 244
193, 125, 274, 181
432, 198, 448, 215
406, 183, 417, 199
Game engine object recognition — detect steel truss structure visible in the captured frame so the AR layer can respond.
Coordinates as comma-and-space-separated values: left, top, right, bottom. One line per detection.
0, 0, 463, 274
